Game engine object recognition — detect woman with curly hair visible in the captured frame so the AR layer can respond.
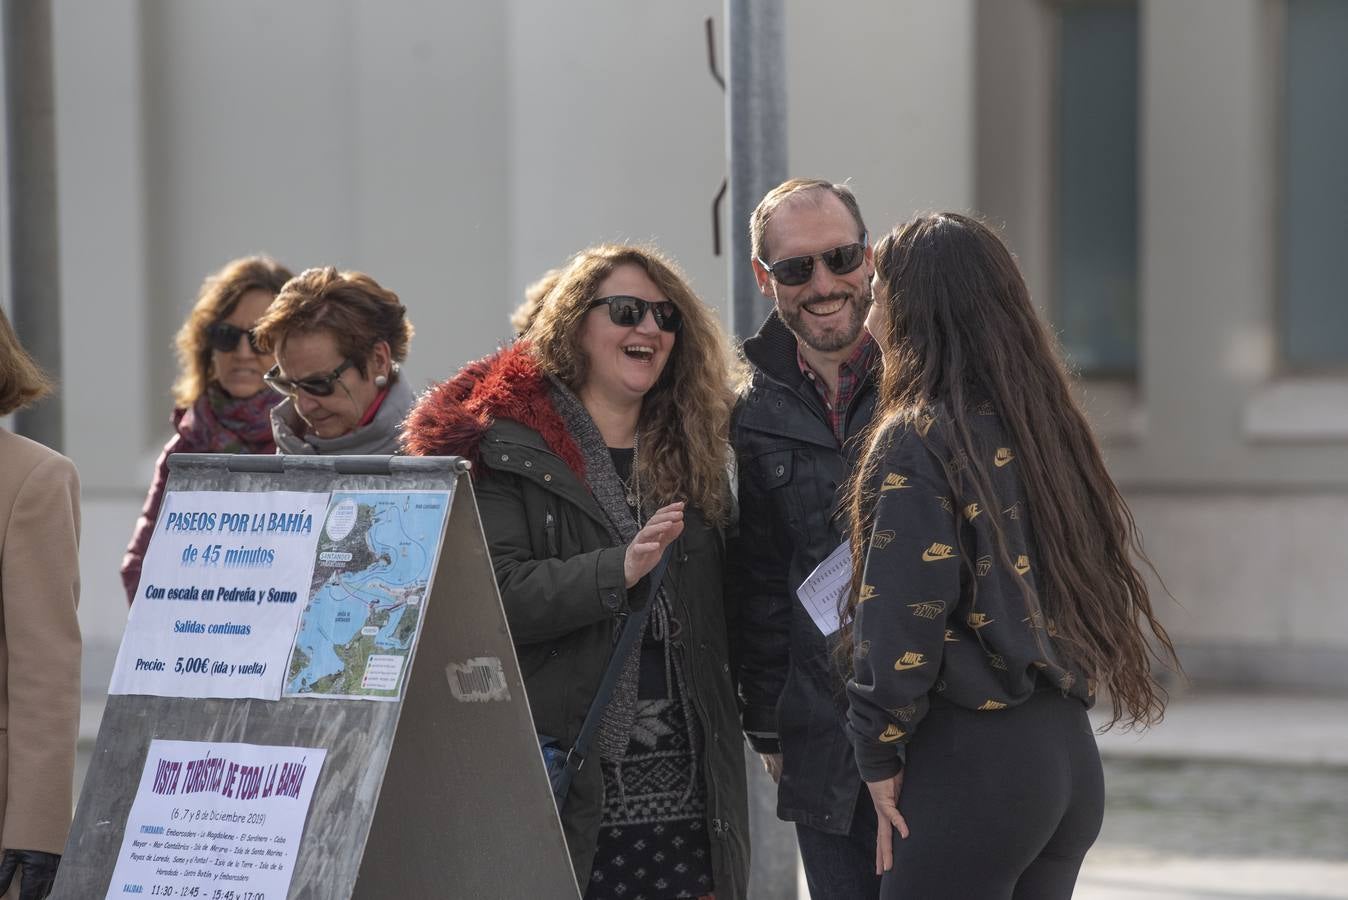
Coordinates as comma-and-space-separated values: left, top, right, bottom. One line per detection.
842, 213, 1180, 898
121, 255, 292, 603
403, 244, 748, 900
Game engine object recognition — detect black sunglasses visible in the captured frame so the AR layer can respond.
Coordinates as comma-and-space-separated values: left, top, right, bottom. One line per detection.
756, 237, 868, 287
587, 295, 683, 333
263, 359, 355, 398
207, 321, 264, 354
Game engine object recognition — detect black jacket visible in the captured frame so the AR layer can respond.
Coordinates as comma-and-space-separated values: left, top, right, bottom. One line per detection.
729, 312, 878, 835
845, 409, 1095, 782
403, 346, 749, 897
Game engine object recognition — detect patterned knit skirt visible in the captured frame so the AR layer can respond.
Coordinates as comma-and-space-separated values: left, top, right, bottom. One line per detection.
585, 641, 713, 900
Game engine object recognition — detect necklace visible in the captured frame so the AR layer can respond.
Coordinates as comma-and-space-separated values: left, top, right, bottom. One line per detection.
617, 430, 641, 514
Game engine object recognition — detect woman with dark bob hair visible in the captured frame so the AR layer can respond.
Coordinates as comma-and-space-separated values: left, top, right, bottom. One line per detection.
252, 267, 414, 455
842, 213, 1180, 898
403, 244, 749, 899
121, 255, 292, 602
0, 307, 81, 897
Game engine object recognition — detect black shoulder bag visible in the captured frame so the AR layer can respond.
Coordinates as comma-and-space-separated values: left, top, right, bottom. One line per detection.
537, 545, 673, 808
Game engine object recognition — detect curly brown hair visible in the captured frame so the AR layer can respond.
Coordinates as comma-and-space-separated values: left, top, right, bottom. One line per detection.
526, 244, 740, 526
172, 256, 293, 407
511, 266, 564, 337
252, 267, 414, 380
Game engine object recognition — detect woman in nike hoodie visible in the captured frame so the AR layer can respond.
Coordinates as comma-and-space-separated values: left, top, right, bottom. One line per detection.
841, 213, 1180, 899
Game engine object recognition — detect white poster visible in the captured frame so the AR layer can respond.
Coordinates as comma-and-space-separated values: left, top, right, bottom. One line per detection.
109, 490, 330, 699
105, 740, 327, 900
796, 540, 850, 637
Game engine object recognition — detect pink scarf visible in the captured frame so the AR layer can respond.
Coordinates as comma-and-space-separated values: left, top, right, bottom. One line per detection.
175, 383, 279, 454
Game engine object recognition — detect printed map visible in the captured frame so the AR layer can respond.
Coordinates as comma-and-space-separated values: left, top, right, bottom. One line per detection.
284, 490, 451, 700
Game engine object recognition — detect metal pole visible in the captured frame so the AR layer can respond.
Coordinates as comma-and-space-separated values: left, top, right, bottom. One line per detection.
726, 5, 798, 898
727, 0, 787, 342
3, 0, 63, 450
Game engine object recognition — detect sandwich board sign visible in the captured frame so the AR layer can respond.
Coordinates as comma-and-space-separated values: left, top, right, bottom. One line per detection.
56, 454, 579, 899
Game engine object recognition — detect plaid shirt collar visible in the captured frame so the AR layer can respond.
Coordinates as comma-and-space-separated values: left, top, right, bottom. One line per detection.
797, 331, 879, 444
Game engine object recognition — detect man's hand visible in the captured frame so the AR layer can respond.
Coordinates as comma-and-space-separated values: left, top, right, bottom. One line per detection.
0, 849, 61, 900
865, 771, 909, 875
624, 502, 685, 588
760, 752, 783, 784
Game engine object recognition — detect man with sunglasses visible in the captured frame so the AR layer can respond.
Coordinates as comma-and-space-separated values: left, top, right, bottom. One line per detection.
730, 178, 882, 899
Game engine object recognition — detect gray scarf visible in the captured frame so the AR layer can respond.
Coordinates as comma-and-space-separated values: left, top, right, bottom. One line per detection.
546, 378, 674, 763
270, 375, 414, 456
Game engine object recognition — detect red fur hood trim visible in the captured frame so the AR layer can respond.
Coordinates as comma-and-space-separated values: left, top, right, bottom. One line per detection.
401, 343, 585, 479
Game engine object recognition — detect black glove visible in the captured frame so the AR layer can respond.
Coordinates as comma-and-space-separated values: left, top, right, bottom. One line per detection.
0, 849, 60, 900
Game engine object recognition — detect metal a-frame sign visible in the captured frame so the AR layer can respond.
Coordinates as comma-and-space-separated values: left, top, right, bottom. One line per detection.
55, 454, 579, 899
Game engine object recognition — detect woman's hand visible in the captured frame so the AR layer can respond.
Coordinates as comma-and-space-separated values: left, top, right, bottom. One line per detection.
867, 770, 909, 875
624, 501, 685, 588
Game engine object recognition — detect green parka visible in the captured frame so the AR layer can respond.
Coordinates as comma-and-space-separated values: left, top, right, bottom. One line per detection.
403, 346, 749, 897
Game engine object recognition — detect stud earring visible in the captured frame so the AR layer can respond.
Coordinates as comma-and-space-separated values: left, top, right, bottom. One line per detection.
374, 373, 388, 388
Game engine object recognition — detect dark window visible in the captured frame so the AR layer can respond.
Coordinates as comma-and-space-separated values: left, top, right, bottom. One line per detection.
1280, 0, 1348, 371
1053, 1, 1139, 378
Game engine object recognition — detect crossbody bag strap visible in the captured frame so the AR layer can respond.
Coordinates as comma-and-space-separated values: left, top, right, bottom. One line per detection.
561, 544, 674, 785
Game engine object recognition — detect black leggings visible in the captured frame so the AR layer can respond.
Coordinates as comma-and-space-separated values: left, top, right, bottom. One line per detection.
880, 689, 1104, 900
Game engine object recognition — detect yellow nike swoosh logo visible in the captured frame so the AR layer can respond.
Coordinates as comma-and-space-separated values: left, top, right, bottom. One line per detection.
878, 724, 905, 743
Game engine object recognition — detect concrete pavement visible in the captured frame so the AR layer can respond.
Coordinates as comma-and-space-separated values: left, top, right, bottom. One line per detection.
1089, 690, 1348, 768
1078, 689, 1348, 900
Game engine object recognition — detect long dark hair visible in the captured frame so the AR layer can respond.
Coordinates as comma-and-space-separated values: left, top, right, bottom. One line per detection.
843, 212, 1179, 728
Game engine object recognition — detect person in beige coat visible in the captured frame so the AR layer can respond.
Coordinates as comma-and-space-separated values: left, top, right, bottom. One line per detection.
0, 308, 81, 900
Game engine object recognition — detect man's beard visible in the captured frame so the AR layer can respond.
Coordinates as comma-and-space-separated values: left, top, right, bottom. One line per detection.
781, 284, 873, 353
